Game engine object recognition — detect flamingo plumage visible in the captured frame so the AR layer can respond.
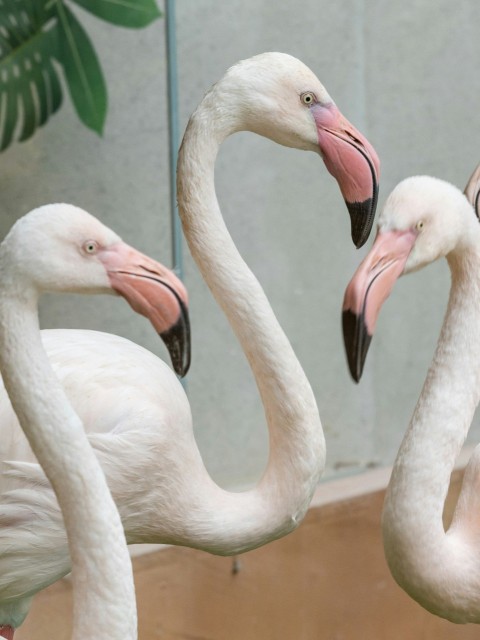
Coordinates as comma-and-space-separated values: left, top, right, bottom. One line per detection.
0, 204, 190, 638
343, 165, 480, 622
0, 52, 380, 634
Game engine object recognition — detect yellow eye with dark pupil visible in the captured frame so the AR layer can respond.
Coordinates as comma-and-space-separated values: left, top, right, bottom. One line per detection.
84, 241, 97, 254
301, 92, 315, 105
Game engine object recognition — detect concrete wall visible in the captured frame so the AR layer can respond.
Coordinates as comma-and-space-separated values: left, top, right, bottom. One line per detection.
2, 0, 480, 487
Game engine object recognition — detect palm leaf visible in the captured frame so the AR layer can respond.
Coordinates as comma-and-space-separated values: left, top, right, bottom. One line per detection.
54, 2, 107, 135
69, 0, 162, 28
0, 1, 62, 151
0, 0, 162, 152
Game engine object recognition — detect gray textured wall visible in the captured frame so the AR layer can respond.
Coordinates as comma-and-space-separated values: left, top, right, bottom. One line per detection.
2, 0, 480, 487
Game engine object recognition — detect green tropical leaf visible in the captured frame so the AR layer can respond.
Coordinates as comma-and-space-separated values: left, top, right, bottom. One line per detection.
0, 4, 62, 151
0, 0, 162, 152
69, 0, 162, 28
55, 2, 107, 135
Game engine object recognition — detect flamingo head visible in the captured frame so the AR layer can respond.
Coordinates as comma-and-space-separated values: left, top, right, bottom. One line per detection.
1, 204, 191, 377
211, 52, 380, 248
341, 176, 476, 382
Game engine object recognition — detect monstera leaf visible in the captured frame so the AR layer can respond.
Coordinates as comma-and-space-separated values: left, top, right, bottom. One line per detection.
0, 3, 60, 150
0, 0, 161, 152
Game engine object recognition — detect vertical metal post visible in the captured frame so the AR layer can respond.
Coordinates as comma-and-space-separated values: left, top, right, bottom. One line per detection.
164, 0, 183, 280
165, 0, 187, 387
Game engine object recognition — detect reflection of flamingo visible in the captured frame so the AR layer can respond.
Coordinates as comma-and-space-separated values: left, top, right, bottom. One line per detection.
0, 52, 380, 635
0, 204, 189, 639
342, 166, 480, 622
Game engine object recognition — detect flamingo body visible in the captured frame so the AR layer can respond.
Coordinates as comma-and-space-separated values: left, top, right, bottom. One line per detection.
343, 170, 480, 622
0, 205, 189, 637
0, 52, 381, 632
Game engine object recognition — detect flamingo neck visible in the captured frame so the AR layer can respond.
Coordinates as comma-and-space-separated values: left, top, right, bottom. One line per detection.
382, 226, 480, 622
0, 284, 137, 637
174, 103, 325, 553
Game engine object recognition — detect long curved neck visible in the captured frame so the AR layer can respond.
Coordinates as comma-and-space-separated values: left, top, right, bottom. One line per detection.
382, 228, 480, 622
175, 103, 325, 554
0, 285, 136, 638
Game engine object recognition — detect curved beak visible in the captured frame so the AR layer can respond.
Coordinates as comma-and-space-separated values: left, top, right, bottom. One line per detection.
312, 103, 380, 248
342, 229, 416, 382
99, 242, 191, 378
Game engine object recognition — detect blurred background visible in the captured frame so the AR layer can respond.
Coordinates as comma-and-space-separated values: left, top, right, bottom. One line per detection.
2, 0, 480, 489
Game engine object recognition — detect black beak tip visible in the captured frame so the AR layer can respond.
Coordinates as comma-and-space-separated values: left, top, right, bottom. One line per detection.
345, 183, 379, 249
342, 309, 372, 383
160, 311, 191, 378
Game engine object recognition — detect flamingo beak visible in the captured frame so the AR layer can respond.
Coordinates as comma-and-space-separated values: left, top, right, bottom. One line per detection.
342, 228, 417, 382
99, 242, 191, 377
311, 103, 380, 248
0, 626, 14, 640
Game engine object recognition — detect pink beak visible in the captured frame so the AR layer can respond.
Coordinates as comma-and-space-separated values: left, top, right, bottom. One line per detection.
99, 242, 191, 377
311, 103, 380, 248
342, 228, 417, 382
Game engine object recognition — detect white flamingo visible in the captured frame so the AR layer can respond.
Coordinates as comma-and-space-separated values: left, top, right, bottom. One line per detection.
342, 165, 480, 623
0, 204, 190, 639
0, 52, 380, 635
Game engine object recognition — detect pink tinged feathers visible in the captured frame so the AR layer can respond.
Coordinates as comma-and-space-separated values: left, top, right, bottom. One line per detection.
312, 103, 380, 249
342, 228, 417, 382
98, 242, 191, 377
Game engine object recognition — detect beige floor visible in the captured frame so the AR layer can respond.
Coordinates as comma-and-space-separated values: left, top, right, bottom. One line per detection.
16, 465, 479, 640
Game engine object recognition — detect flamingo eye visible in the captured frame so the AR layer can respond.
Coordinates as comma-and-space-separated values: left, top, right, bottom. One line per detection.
416, 220, 425, 232
301, 92, 316, 106
83, 240, 98, 255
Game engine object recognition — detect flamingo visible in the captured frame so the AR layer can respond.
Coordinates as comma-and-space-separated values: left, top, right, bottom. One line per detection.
0, 204, 191, 639
0, 52, 380, 635
342, 166, 480, 623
